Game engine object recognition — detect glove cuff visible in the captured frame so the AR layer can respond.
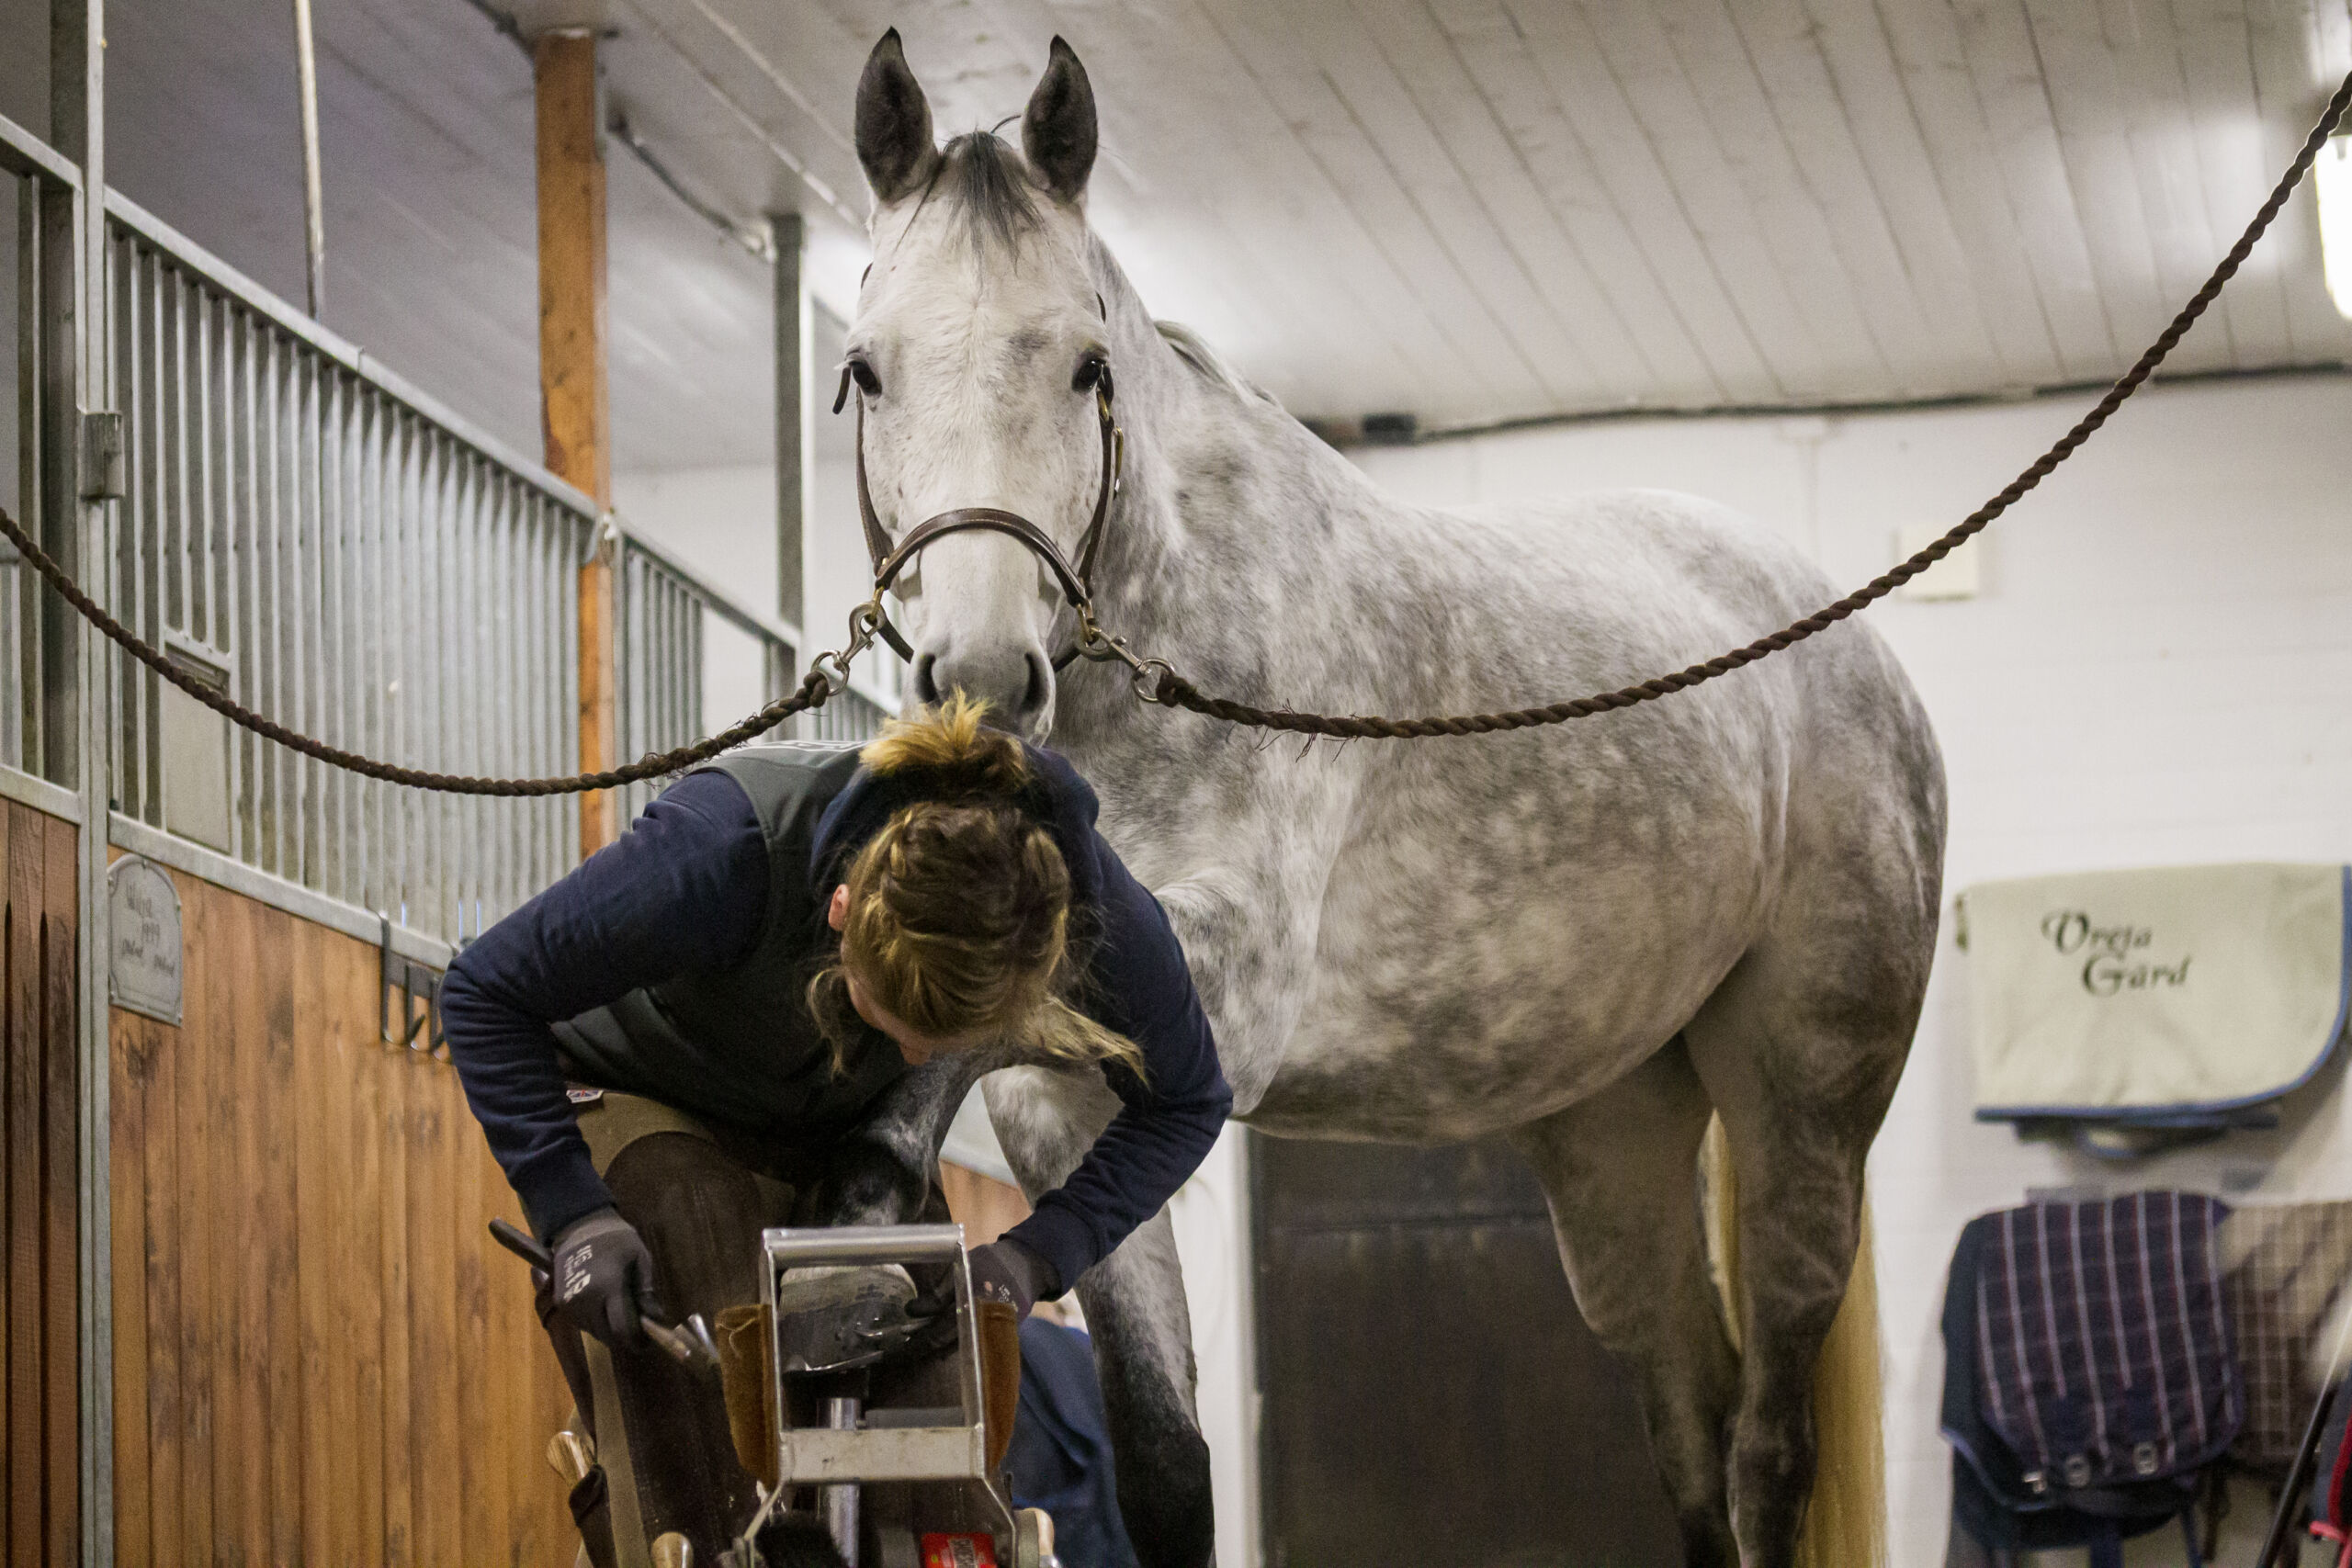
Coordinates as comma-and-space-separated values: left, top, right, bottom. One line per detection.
998, 1235, 1064, 1303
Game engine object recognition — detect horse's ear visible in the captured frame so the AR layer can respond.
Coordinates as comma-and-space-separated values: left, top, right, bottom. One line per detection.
1021, 37, 1097, 204
855, 29, 940, 204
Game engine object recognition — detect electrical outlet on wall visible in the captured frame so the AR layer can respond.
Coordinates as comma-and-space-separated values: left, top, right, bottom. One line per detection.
1894, 524, 1985, 601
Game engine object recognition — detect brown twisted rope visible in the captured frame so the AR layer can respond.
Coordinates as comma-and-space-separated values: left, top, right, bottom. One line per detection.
1141, 64, 2352, 739
2, 66, 2346, 784
0, 500, 842, 795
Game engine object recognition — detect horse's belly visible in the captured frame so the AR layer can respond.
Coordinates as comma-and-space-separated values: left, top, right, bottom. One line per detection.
1244, 862, 1760, 1142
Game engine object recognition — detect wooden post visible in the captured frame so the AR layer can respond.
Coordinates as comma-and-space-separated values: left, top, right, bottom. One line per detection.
533, 28, 616, 856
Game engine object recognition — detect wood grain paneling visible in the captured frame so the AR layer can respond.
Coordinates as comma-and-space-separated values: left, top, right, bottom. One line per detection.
107, 863, 572, 1564
0, 802, 80, 1568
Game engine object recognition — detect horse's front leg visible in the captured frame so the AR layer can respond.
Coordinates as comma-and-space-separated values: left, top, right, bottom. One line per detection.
985, 1064, 1215, 1568
808, 1055, 990, 1227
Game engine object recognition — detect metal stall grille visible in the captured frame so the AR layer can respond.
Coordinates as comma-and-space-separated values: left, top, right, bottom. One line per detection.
106, 193, 592, 944
2, 162, 40, 777
611, 523, 896, 826
0, 117, 74, 787
614, 533, 718, 828
801, 677, 895, 745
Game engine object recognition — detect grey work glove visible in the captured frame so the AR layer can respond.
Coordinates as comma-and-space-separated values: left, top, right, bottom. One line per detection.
552, 1206, 665, 1347
966, 1238, 1062, 1323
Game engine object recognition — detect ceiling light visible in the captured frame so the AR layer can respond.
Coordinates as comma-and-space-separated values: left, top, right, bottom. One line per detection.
2322, 134, 2352, 321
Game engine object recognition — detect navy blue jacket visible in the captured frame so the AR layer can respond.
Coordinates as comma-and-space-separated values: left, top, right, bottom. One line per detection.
442, 746, 1232, 1292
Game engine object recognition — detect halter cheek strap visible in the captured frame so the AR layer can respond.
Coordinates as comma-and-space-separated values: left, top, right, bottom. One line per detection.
839, 363, 1123, 667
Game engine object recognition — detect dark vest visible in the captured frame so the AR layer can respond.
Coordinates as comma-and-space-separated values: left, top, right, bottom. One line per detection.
549, 741, 905, 1135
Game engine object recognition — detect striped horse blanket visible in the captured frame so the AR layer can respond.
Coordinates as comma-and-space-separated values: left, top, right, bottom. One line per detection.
1944, 1192, 2242, 1567
1974, 1192, 2242, 1492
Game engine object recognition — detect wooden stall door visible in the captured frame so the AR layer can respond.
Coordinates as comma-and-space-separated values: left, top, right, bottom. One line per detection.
108, 865, 572, 1567
1253, 1134, 1683, 1568
0, 803, 80, 1568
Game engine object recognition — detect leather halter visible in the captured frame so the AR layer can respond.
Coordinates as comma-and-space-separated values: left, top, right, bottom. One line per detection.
837, 362, 1124, 668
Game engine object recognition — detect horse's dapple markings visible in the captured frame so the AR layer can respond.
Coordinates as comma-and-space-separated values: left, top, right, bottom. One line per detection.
822, 31, 1944, 1568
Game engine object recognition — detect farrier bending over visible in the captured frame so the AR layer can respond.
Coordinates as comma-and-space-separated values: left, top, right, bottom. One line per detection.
441, 697, 1231, 1550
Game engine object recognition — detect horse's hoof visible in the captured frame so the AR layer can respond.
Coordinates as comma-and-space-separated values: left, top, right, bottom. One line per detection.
1015, 1506, 1058, 1568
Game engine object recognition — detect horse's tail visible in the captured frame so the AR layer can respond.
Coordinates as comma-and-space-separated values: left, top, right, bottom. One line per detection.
1701, 1118, 1888, 1568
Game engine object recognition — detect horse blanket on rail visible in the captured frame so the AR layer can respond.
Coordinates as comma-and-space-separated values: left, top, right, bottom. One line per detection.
1961, 863, 2351, 1156
1942, 1191, 2243, 1568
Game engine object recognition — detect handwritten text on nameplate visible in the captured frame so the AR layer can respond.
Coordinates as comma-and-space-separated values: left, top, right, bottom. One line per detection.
109, 856, 183, 1024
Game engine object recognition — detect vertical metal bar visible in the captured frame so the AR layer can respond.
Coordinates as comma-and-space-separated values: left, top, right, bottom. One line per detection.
522, 494, 542, 896
395, 410, 417, 926
458, 450, 481, 932
132, 243, 158, 818
324, 365, 346, 899
355, 386, 378, 910
193, 282, 216, 649
292, 0, 326, 318
8, 177, 31, 771
410, 423, 433, 931
290, 347, 312, 886
168, 262, 189, 639
559, 503, 576, 862
425, 429, 448, 935
259, 325, 281, 872
226, 305, 251, 863
522, 496, 541, 897
490, 476, 515, 919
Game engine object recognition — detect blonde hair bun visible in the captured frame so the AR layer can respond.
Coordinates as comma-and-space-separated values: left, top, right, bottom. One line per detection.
859, 693, 1028, 798
808, 692, 1147, 1081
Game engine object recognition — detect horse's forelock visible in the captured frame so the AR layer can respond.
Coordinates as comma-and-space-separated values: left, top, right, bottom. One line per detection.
911, 132, 1044, 255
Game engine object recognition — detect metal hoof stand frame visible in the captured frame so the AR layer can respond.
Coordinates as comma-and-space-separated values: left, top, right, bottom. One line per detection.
739, 1225, 1055, 1568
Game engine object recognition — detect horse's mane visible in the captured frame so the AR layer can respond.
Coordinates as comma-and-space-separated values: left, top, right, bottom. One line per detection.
1156, 320, 1274, 406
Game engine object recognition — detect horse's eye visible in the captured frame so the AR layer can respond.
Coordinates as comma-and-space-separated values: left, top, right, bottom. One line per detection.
848, 358, 882, 398
1072, 355, 1107, 393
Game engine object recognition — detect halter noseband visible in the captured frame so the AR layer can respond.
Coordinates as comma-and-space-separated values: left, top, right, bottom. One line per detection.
836, 362, 1125, 669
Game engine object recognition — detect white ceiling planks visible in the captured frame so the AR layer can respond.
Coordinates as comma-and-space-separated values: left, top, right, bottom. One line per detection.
576, 0, 2352, 426
99, 0, 2352, 466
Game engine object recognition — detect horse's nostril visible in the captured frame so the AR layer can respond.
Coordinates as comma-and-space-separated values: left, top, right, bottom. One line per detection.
1022, 651, 1049, 718
912, 654, 941, 704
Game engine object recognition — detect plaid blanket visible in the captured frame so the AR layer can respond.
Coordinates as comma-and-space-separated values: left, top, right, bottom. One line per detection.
2222, 1201, 2352, 1475
1974, 1192, 2243, 1493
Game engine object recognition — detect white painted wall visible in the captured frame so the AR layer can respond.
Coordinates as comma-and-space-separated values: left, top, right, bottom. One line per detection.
1351, 371, 2352, 1566
610, 464, 777, 742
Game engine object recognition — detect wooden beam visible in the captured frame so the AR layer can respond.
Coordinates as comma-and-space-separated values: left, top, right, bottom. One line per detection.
533, 28, 616, 856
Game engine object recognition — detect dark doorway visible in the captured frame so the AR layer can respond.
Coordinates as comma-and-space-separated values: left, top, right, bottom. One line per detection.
1251, 1134, 1684, 1568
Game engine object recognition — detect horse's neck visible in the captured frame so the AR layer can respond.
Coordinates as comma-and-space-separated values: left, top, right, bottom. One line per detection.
1088, 314, 1351, 640
1058, 299, 1363, 757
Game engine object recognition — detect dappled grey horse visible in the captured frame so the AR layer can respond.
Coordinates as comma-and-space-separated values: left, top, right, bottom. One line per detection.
814, 31, 1946, 1568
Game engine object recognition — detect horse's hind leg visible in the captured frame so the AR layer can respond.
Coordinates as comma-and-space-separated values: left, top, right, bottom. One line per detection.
1510, 1037, 1740, 1567
984, 1065, 1216, 1568
1684, 924, 1926, 1566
